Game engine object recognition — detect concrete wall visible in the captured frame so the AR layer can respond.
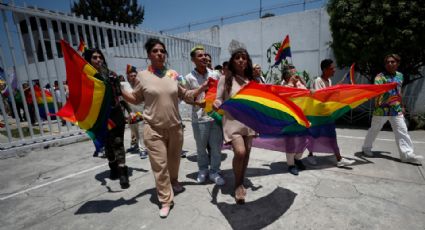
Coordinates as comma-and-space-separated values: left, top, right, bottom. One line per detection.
179, 8, 425, 115
180, 8, 332, 78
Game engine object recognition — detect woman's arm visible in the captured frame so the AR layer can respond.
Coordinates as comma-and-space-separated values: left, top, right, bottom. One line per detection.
178, 80, 209, 103
121, 89, 139, 105
213, 75, 226, 110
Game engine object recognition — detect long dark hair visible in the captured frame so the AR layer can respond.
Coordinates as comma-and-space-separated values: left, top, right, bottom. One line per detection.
83, 48, 107, 67
225, 48, 254, 94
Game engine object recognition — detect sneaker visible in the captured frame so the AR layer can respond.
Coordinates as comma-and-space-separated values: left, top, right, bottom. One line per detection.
139, 150, 148, 159
306, 155, 317, 165
288, 165, 299, 176
294, 159, 306, 171
196, 170, 208, 183
209, 172, 225, 186
362, 149, 374, 157
98, 149, 106, 158
336, 157, 355, 167
402, 154, 423, 165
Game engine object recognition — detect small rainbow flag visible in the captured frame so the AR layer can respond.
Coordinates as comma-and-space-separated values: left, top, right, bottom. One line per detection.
77, 38, 87, 53
204, 78, 224, 125
34, 84, 55, 120
274, 35, 291, 66
126, 64, 137, 74
57, 40, 112, 150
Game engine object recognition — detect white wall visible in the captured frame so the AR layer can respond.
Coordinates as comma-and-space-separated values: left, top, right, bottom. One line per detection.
180, 8, 332, 78
179, 8, 425, 115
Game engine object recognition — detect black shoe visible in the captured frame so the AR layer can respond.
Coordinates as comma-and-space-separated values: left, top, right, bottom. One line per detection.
108, 161, 119, 180
288, 165, 299, 176
294, 159, 306, 171
118, 166, 130, 189
93, 151, 99, 157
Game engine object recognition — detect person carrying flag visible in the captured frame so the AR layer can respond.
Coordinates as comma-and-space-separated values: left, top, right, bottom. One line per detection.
84, 48, 130, 189
184, 46, 225, 186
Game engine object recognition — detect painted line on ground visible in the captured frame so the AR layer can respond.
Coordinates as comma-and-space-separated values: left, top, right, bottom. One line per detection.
338, 135, 425, 144
0, 154, 137, 201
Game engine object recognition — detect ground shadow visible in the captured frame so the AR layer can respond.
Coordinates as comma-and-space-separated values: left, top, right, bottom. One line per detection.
75, 197, 138, 214
353, 151, 416, 164
94, 167, 148, 192
215, 186, 297, 230
74, 188, 157, 214
185, 166, 285, 186
186, 152, 228, 163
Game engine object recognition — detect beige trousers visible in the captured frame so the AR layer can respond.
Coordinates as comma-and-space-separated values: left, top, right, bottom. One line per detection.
143, 123, 183, 206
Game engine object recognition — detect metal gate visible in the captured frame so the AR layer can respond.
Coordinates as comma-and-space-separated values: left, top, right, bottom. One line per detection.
0, 1, 220, 157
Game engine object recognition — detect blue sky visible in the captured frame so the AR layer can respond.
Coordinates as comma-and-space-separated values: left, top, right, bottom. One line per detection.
11, 0, 325, 32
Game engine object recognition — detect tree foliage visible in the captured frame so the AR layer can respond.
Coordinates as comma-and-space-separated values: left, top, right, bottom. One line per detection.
327, 0, 425, 85
71, 0, 144, 27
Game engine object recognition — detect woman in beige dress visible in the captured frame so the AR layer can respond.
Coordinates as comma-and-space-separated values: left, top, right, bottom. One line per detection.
213, 48, 257, 204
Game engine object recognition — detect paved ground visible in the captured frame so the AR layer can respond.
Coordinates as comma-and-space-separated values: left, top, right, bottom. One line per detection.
0, 121, 424, 230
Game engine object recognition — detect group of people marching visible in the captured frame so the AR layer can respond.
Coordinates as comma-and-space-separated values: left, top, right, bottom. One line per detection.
82, 38, 422, 218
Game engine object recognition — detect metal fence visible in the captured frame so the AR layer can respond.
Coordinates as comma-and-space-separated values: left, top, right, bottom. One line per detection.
0, 2, 220, 156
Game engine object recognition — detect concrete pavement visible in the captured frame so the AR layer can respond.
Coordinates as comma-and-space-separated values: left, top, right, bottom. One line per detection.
0, 121, 424, 230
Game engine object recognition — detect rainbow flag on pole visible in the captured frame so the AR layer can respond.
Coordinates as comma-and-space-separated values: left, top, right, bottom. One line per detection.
349, 63, 355, 84
274, 35, 291, 66
57, 40, 112, 150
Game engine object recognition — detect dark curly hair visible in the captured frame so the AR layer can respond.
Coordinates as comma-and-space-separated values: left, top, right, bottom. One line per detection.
144, 38, 167, 55
225, 48, 254, 94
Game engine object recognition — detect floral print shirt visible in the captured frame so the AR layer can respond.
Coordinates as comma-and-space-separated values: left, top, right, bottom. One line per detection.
373, 71, 403, 116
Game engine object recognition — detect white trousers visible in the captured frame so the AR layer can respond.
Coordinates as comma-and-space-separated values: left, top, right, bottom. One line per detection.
362, 115, 414, 159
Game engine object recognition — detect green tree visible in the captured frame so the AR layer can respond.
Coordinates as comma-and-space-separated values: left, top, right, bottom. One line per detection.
71, 0, 144, 27
327, 0, 425, 85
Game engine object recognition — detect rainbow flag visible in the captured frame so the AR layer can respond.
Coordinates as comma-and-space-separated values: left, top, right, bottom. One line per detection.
274, 35, 291, 66
251, 83, 397, 153
77, 38, 87, 53
204, 78, 224, 125
34, 85, 55, 120
57, 40, 112, 150
126, 64, 137, 74
220, 81, 310, 134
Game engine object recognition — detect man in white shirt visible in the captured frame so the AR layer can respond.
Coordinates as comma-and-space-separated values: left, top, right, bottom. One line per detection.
185, 46, 224, 185
309, 59, 355, 167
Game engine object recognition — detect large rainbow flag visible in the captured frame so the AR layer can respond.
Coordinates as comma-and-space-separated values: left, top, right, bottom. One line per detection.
221, 82, 396, 153
220, 81, 310, 133
57, 40, 112, 150
274, 35, 291, 66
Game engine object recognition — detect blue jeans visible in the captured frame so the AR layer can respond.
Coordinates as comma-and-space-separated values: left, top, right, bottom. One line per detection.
192, 121, 223, 173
